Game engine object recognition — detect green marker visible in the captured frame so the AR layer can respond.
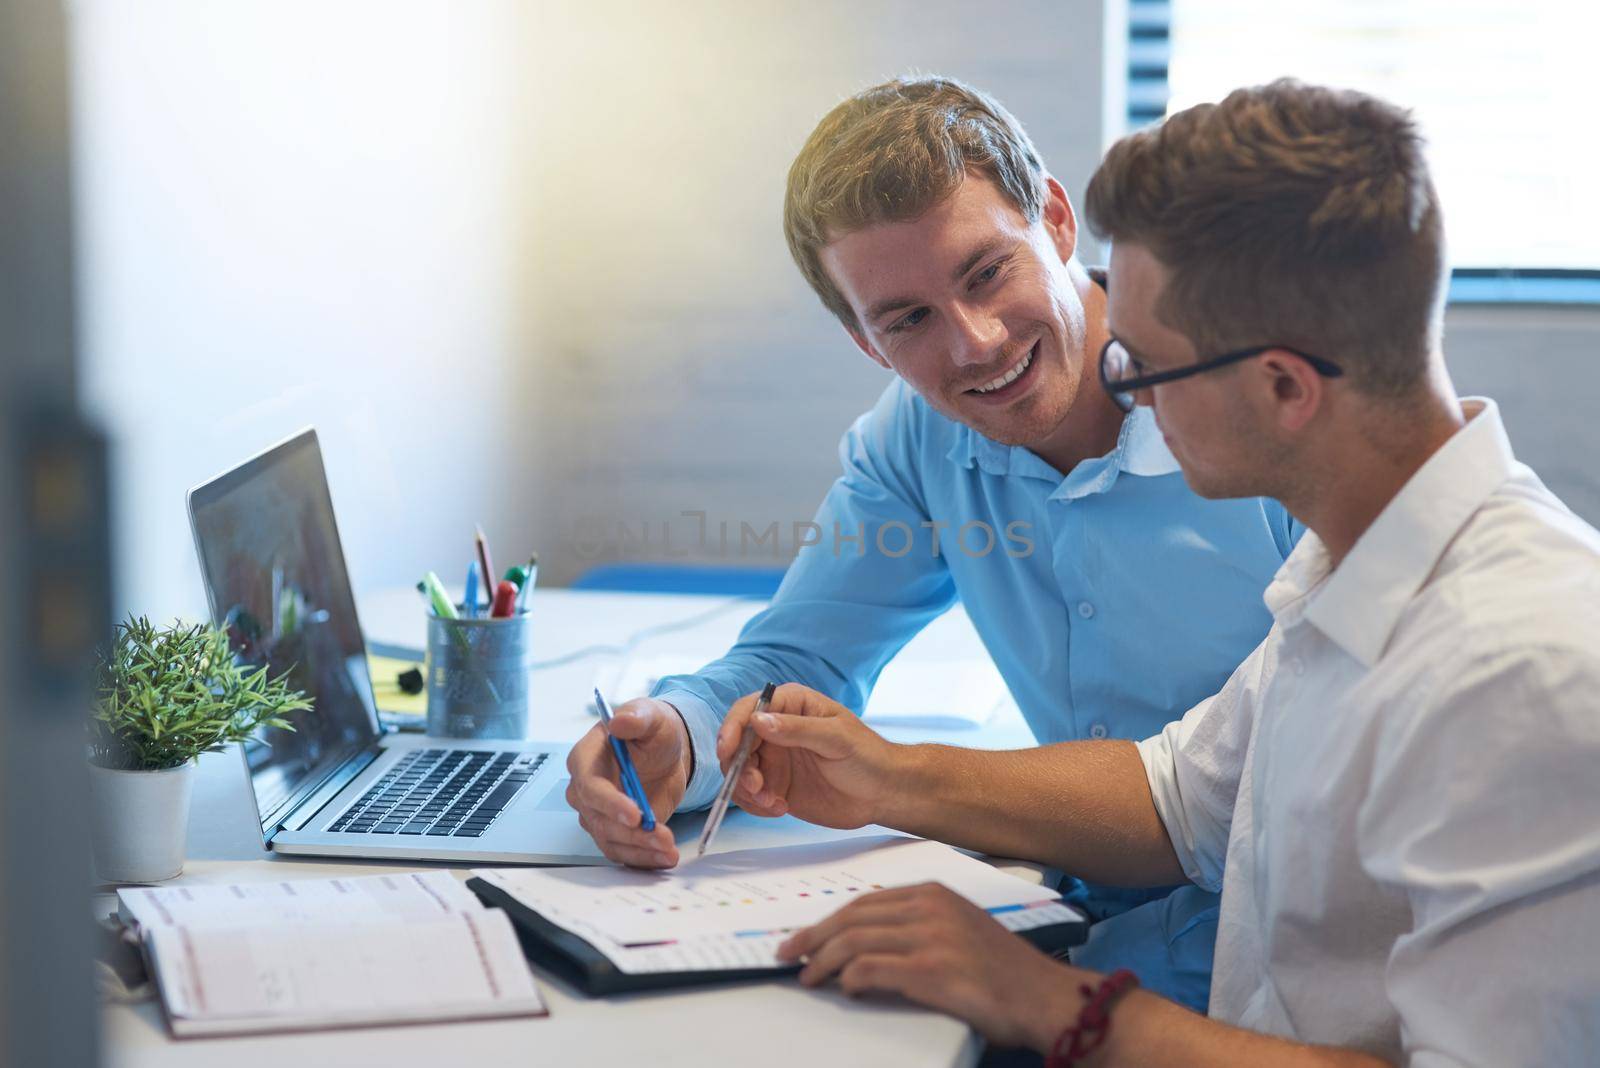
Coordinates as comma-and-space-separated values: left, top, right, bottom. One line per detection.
421, 571, 459, 620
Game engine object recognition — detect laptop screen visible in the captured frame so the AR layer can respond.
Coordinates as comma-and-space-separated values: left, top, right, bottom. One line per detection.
188, 429, 380, 837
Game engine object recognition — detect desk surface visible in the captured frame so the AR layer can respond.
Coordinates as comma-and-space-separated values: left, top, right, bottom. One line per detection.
103, 589, 1039, 1068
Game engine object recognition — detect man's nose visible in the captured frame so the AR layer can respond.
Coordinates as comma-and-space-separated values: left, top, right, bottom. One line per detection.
947, 302, 1005, 367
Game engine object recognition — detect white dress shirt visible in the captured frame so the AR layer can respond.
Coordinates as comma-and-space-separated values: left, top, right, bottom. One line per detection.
1137, 399, 1600, 1066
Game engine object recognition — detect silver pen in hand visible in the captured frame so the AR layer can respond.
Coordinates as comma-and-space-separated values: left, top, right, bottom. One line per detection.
696, 682, 777, 858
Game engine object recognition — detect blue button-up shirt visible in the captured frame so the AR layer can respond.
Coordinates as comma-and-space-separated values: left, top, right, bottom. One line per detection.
653, 377, 1298, 1003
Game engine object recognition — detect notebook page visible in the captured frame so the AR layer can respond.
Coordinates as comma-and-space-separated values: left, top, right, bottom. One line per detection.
148, 909, 542, 1025
475, 837, 1072, 975
119, 870, 478, 930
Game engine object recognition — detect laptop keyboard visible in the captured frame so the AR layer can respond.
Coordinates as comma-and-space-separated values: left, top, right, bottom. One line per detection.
327, 748, 548, 838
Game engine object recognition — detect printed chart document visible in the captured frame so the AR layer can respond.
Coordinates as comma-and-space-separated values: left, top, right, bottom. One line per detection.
118, 871, 546, 1037
472, 836, 1083, 977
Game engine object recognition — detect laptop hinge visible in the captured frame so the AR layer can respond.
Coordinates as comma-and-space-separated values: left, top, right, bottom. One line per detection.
277, 745, 383, 834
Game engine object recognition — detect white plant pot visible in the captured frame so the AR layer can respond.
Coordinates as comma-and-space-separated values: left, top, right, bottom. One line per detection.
87, 761, 194, 883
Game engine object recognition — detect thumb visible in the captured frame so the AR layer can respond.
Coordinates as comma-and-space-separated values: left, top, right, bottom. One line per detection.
608, 700, 666, 741
749, 710, 855, 760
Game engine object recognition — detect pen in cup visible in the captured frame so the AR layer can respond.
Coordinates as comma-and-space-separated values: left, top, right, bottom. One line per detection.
463, 560, 480, 618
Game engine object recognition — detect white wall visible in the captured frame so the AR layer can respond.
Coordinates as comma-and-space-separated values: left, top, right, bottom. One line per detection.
73, 0, 540, 621
74, 0, 1599, 620
1443, 304, 1600, 523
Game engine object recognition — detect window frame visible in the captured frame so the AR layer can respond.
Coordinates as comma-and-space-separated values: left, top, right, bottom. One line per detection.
1123, 1, 1600, 307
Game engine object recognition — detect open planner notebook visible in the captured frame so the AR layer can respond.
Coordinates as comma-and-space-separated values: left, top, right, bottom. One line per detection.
468, 836, 1086, 994
116, 871, 546, 1037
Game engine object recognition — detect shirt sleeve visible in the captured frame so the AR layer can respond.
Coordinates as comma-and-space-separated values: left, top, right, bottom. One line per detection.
1135, 636, 1271, 892
1358, 642, 1600, 1067
656, 382, 958, 810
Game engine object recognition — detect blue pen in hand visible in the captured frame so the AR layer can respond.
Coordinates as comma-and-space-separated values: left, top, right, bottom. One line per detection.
592, 689, 657, 831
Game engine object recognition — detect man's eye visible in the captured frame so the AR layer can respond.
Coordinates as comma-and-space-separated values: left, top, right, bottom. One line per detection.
890, 308, 929, 333
973, 260, 1005, 286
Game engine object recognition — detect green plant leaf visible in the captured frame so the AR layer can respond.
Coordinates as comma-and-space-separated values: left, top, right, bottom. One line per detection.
89, 615, 305, 771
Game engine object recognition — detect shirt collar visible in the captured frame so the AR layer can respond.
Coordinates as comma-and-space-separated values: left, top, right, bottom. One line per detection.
943, 405, 1180, 497
1264, 398, 1516, 666
943, 262, 1179, 497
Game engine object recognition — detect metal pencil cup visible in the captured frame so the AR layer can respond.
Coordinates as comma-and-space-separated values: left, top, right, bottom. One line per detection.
425, 609, 533, 739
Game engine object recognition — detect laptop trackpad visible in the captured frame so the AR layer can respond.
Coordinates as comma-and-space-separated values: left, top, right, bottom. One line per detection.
536, 778, 575, 811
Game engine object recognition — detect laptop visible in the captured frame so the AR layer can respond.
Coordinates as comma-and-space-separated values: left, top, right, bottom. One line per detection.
187, 429, 606, 865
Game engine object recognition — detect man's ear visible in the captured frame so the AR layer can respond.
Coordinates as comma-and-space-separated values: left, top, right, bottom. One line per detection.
847, 326, 892, 370
1042, 176, 1079, 265
1255, 349, 1324, 433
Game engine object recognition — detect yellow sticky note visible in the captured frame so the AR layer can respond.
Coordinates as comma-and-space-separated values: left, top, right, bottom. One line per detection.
369, 653, 427, 716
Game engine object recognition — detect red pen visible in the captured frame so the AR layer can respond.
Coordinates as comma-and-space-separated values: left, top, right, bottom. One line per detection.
489, 579, 518, 618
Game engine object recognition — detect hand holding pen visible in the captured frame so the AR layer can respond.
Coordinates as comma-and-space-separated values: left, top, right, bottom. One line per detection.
564, 696, 692, 868
712, 683, 894, 834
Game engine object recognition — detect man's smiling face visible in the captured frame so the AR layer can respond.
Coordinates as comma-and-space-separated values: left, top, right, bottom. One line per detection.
819, 175, 1089, 448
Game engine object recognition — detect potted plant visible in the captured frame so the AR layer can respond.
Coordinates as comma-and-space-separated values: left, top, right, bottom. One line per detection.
87, 616, 309, 882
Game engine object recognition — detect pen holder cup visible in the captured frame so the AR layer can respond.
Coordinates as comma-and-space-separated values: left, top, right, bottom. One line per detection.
425, 609, 533, 739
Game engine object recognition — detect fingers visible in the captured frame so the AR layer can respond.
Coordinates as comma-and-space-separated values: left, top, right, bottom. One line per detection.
795, 924, 923, 987
566, 726, 645, 825
837, 953, 923, 999
565, 724, 681, 867
576, 808, 679, 868
764, 682, 843, 719
755, 745, 792, 811
730, 758, 786, 818
749, 707, 856, 760
717, 694, 758, 767
720, 683, 850, 763
777, 888, 927, 961
604, 697, 665, 740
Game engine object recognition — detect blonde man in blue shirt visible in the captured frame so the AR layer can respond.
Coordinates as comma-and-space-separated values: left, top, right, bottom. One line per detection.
564, 76, 1300, 1009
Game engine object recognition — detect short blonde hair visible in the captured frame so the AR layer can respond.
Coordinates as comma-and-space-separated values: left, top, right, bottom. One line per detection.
1084, 79, 1447, 396
784, 76, 1046, 330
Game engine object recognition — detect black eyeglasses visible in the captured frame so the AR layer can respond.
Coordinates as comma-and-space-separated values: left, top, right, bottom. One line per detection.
1098, 337, 1345, 413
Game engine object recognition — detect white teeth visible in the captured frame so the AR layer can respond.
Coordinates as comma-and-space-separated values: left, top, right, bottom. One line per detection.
973, 347, 1033, 394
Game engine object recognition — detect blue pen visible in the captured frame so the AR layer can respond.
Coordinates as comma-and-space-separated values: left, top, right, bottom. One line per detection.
463, 560, 480, 618
592, 689, 657, 831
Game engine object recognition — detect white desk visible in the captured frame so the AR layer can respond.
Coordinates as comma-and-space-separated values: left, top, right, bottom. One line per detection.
103, 589, 1041, 1068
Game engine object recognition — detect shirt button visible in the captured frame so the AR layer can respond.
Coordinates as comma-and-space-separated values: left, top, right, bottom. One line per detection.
1077, 601, 1095, 619
1088, 723, 1109, 739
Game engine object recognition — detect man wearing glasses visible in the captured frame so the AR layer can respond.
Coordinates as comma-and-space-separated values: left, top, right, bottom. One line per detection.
715, 81, 1600, 1065
565, 75, 1301, 1010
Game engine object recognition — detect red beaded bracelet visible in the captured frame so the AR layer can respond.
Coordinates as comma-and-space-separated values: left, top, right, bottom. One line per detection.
1044, 967, 1140, 1068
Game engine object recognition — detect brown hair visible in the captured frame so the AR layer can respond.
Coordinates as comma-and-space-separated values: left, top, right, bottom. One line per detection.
1083, 79, 1446, 396
784, 76, 1046, 331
